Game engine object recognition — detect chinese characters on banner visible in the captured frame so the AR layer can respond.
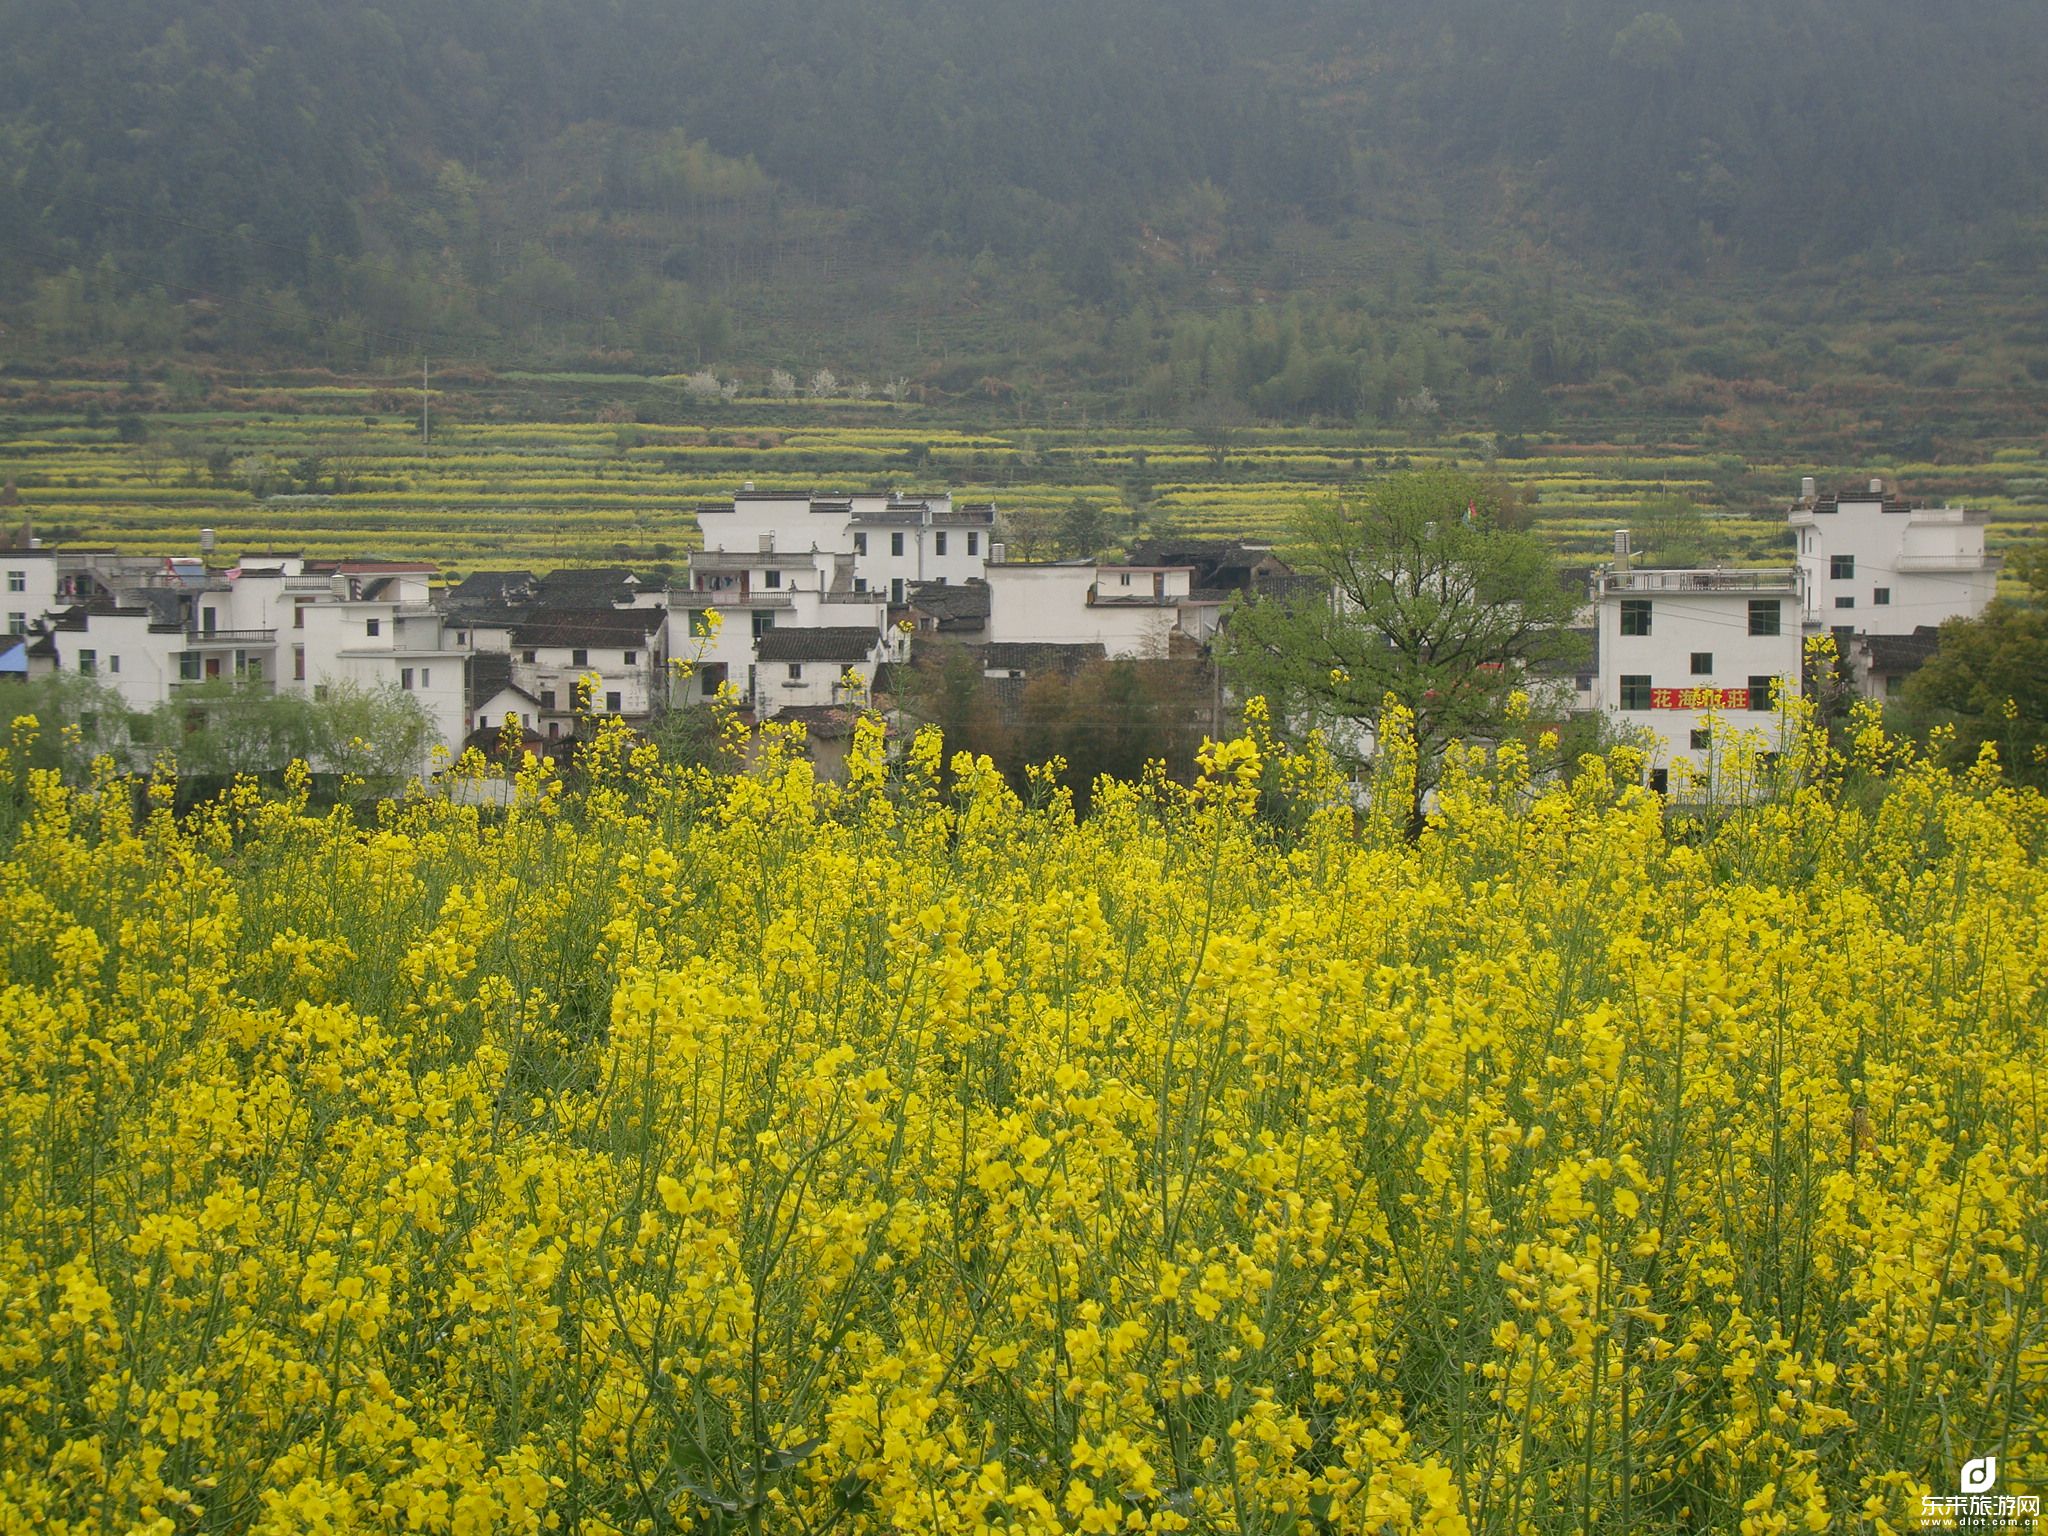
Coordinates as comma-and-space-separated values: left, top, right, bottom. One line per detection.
1650, 686, 1752, 710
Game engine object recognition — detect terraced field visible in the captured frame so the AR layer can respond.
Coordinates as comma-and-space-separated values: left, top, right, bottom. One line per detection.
3, 385, 2043, 581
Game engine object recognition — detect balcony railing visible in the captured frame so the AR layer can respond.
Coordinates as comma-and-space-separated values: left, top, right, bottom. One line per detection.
1597, 568, 1799, 595
175, 628, 279, 645
686, 588, 795, 608
1896, 552, 1996, 572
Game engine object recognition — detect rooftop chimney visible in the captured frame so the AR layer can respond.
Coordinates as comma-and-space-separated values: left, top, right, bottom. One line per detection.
990, 541, 1007, 563
1800, 475, 1816, 501
742, 480, 755, 492
200, 527, 216, 556
1868, 477, 1884, 495
1613, 528, 1632, 571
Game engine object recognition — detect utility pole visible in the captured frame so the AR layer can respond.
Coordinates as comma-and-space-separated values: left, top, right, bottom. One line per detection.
421, 355, 430, 445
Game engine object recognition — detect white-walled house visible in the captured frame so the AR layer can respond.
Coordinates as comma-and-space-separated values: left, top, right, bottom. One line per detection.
751, 625, 896, 715
509, 608, 669, 739
678, 489, 955, 708
1594, 565, 1805, 791
1789, 477, 2000, 639
983, 560, 1213, 658
690, 489, 994, 601
4, 550, 59, 636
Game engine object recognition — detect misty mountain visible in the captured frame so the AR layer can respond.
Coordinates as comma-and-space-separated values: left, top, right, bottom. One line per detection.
3, 0, 2044, 414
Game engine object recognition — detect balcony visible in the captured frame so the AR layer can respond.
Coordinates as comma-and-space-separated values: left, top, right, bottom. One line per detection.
1896, 551, 1999, 573
687, 587, 795, 609
1597, 567, 1799, 596
173, 627, 279, 646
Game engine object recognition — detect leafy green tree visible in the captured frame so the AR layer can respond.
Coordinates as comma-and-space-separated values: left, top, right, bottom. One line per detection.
1056, 499, 1110, 559
1896, 549, 2048, 786
1631, 492, 1718, 567
146, 681, 323, 781
1217, 471, 1586, 833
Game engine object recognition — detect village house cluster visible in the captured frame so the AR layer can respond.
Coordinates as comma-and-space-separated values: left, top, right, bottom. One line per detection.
0, 476, 2002, 787
1589, 476, 2000, 789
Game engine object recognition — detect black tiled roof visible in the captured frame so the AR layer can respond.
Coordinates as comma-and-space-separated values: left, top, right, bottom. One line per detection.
979, 641, 1106, 674
511, 607, 666, 648
907, 579, 990, 628
448, 570, 536, 605
1859, 626, 1942, 675
755, 626, 882, 663
467, 652, 513, 709
772, 704, 861, 739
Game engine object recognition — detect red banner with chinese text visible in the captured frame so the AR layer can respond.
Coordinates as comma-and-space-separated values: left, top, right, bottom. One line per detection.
1650, 687, 1752, 710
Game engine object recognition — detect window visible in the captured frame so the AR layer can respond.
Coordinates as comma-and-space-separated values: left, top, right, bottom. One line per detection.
1689, 728, 1711, 751
1748, 600, 1780, 636
1649, 769, 1669, 795
540, 689, 557, 711
1834, 595, 1854, 609
890, 532, 904, 557
1748, 675, 1776, 711
366, 617, 381, 637
967, 532, 979, 556
294, 645, 305, 681
623, 650, 638, 666
890, 578, 905, 604
765, 569, 782, 588
201, 608, 217, 635
853, 577, 868, 593
752, 612, 775, 638
109, 655, 120, 674
572, 648, 589, 668
1119, 573, 1132, 587
5, 571, 22, 593
1619, 599, 1651, 636
935, 531, 948, 556
453, 630, 466, 646
606, 691, 622, 713
77, 649, 96, 675
787, 663, 803, 681
1885, 675, 1905, 698
522, 649, 537, 663
419, 668, 429, 686
178, 652, 201, 681
853, 532, 868, 555
5, 613, 22, 634
1619, 674, 1653, 710
1831, 554, 1855, 579
1873, 587, 1891, 605
547, 721, 560, 739
1690, 652, 1712, 675
701, 662, 727, 698
294, 602, 307, 629
401, 668, 415, 690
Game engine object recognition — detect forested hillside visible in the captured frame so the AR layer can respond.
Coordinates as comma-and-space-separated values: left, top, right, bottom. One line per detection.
5, 0, 2046, 425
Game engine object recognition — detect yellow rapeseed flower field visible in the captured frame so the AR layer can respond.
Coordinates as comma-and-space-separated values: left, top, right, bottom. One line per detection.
0, 705, 2041, 1534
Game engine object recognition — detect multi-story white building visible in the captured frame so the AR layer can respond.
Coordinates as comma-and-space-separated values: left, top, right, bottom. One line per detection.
1789, 476, 2001, 639
4, 549, 59, 637
508, 608, 669, 739
16, 550, 473, 771
751, 625, 897, 714
1593, 561, 1805, 792
982, 559, 1220, 657
678, 487, 984, 716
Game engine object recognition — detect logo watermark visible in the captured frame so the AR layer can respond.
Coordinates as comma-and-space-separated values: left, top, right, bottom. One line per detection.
1920, 1455, 2040, 1530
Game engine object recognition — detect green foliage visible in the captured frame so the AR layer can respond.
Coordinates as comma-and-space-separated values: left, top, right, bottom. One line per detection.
1218, 470, 1588, 826
1, 1, 2042, 426
1055, 499, 1110, 559
893, 641, 1209, 806
1897, 548, 2048, 785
